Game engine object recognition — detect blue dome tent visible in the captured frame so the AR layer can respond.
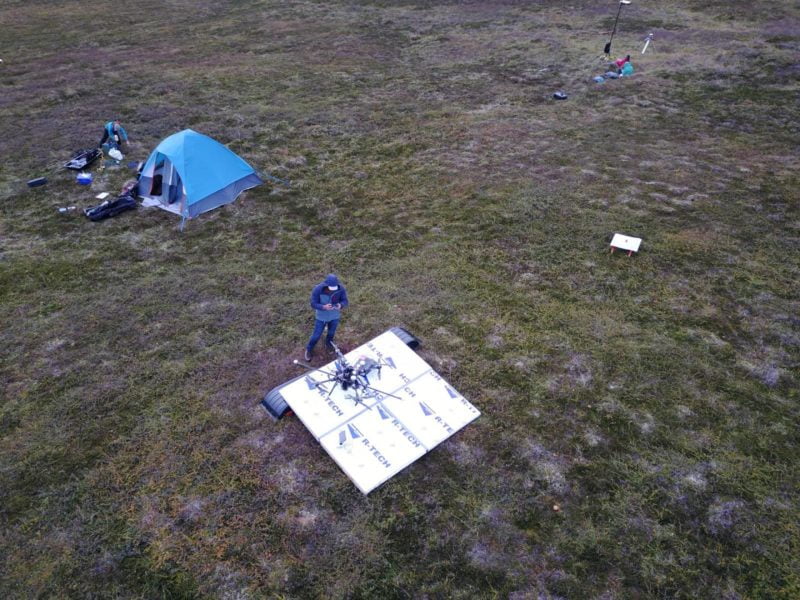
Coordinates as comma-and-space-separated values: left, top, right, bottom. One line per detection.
138, 129, 262, 225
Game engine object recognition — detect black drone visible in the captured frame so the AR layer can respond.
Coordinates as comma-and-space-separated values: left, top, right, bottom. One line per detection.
292, 342, 399, 408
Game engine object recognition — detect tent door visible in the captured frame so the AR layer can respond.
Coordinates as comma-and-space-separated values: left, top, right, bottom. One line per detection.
148, 159, 177, 204
150, 174, 163, 196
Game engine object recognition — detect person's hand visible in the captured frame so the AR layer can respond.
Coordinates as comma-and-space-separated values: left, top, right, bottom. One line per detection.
334, 303, 341, 310
323, 303, 333, 310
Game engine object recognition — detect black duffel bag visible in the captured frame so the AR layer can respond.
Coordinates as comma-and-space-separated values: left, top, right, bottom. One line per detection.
84, 191, 137, 221
65, 148, 101, 170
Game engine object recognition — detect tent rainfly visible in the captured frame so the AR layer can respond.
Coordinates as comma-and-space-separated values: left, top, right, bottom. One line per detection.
138, 129, 262, 222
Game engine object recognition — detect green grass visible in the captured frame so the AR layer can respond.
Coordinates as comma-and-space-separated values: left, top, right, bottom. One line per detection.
1, 0, 799, 598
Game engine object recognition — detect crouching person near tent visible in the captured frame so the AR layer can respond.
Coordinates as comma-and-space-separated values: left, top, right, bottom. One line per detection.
305, 274, 348, 361
99, 120, 129, 151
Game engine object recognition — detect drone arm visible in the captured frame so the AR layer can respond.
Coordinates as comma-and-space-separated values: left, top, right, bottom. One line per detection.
362, 384, 402, 400
292, 360, 338, 379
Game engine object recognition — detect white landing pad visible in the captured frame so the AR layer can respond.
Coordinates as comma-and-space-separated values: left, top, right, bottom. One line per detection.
279, 330, 481, 494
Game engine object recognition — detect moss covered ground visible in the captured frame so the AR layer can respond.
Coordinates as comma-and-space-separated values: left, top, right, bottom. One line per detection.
1, 1, 798, 598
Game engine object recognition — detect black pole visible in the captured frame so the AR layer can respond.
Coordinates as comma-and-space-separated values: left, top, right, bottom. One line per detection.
604, 2, 625, 55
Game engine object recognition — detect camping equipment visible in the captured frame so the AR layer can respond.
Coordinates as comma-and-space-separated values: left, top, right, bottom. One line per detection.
27, 177, 47, 188
604, 0, 631, 56
65, 148, 101, 170
58, 206, 77, 214
108, 148, 123, 161
593, 76, 605, 83
553, 91, 568, 100
138, 129, 262, 224
76, 172, 93, 185
84, 191, 137, 221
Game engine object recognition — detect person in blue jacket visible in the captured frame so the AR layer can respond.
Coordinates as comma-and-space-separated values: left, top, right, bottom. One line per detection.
99, 120, 129, 150
305, 274, 348, 361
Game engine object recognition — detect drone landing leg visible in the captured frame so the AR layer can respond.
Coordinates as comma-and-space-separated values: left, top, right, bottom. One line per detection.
350, 386, 373, 410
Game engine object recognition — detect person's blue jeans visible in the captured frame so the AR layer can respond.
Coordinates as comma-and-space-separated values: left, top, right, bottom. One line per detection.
306, 319, 339, 352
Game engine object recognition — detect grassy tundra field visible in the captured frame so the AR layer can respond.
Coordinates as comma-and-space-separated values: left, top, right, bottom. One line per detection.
1, 0, 799, 598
